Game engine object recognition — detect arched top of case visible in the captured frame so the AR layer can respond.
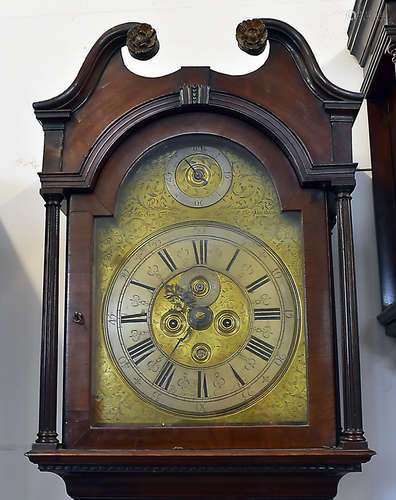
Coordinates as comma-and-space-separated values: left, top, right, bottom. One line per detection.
34, 19, 362, 195
33, 19, 361, 111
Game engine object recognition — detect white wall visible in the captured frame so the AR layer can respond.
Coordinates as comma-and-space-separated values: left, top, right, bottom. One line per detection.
1, 1, 395, 499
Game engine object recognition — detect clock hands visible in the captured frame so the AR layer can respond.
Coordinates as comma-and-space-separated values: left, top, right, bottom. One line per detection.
184, 158, 208, 186
168, 326, 193, 358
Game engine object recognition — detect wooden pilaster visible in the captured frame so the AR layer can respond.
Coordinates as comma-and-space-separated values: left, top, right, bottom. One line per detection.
336, 190, 367, 448
33, 193, 63, 449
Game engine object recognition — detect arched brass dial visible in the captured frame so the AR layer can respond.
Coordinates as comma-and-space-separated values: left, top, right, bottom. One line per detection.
103, 222, 301, 418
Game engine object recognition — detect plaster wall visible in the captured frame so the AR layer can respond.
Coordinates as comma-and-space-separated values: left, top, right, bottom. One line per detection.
1, 1, 395, 499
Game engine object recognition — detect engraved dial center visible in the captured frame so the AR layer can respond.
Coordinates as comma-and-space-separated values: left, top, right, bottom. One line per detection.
150, 264, 251, 369
193, 169, 204, 181
191, 277, 210, 297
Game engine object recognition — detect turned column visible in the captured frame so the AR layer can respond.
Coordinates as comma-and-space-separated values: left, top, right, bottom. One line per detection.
336, 190, 367, 448
33, 192, 63, 448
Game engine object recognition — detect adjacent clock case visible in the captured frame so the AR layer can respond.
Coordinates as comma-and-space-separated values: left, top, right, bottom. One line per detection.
27, 19, 374, 500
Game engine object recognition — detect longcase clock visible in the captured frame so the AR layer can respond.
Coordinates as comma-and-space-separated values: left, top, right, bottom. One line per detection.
26, 19, 374, 499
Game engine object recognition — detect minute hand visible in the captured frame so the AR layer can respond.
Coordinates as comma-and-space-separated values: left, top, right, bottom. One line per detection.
168, 326, 193, 359
154, 327, 193, 389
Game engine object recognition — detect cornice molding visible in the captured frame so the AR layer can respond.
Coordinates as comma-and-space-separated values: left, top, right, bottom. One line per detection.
262, 19, 362, 102
37, 463, 361, 474
347, 1, 396, 95
347, 0, 385, 65
33, 18, 362, 117
38, 92, 358, 193
33, 23, 139, 112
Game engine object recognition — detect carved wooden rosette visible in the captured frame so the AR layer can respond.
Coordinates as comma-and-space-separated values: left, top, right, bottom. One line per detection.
27, 18, 374, 499
126, 23, 159, 60
236, 19, 268, 55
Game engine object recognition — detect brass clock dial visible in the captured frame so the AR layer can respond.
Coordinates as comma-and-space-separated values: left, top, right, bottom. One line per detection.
103, 222, 300, 417
95, 133, 307, 425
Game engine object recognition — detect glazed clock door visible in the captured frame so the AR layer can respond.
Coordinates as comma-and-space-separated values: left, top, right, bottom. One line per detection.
60, 111, 338, 450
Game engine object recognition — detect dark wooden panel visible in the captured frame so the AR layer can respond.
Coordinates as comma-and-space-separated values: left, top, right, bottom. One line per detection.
26, 449, 374, 500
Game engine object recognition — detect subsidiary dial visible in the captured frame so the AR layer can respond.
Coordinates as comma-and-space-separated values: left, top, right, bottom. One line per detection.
165, 145, 233, 207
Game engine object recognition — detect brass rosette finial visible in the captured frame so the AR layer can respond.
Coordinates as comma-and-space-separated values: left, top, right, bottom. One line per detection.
236, 19, 268, 56
126, 23, 159, 60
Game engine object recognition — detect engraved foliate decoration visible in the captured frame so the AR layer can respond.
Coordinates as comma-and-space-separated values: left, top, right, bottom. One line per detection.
95, 133, 307, 425
103, 221, 301, 418
165, 145, 233, 208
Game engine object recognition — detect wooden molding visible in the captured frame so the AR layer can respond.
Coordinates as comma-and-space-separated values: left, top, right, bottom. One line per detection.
33, 23, 138, 112
263, 19, 362, 101
37, 92, 360, 193
33, 19, 362, 114
348, 1, 396, 336
348, 0, 396, 95
26, 448, 374, 499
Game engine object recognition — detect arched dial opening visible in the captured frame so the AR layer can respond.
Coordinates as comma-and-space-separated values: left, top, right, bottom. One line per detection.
96, 134, 307, 423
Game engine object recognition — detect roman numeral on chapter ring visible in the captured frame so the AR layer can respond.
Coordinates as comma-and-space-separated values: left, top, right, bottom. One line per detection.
230, 365, 245, 386
254, 308, 281, 320
246, 275, 271, 293
120, 313, 148, 323
197, 371, 208, 398
226, 248, 240, 271
245, 336, 275, 362
154, 361, 175, 390
127, 338, 155, 365
193, 240, 207, 265
130, 280, 155, 292
158, 248, 177, 272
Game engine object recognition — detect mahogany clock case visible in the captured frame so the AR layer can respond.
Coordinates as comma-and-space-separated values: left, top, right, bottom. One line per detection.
65, 111, 335, 450
27, 18, 374, 500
